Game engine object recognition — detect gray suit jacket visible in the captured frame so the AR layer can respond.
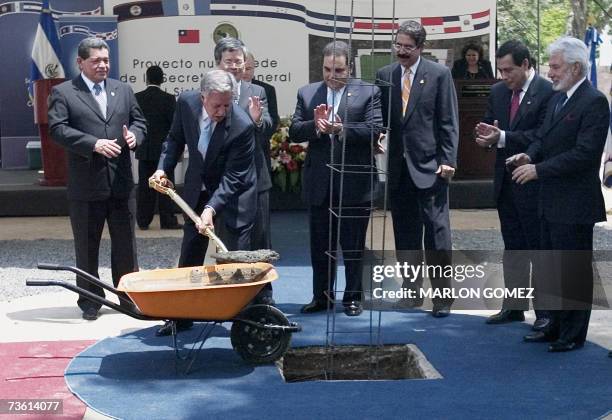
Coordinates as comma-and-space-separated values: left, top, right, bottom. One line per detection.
376, 59, 458, 190
48, 76, 147, 201
238, 81, 273, 192
159, 90, 257, 229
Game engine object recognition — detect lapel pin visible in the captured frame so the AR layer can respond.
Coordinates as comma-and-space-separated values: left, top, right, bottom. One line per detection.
347, 92, 352, 97
419, 79, 425, 84
111, 91, 115, 96
527, 100, 531, 105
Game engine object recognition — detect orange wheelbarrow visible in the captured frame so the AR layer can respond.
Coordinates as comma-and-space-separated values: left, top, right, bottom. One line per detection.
27, 263, 301, 369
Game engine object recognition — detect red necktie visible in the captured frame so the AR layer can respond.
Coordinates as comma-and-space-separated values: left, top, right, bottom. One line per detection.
509, 89, 521, 123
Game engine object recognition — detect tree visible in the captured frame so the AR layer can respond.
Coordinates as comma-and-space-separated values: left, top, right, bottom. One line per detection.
569, 0, 588, 38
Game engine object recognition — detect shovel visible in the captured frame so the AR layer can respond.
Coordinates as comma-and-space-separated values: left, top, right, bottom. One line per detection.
149, 178, 279, 264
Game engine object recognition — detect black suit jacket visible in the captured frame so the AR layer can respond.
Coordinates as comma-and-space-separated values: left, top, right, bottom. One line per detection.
376, 59, 458, 190
158, 90, 257, 229
48, 76, 147, 201
252, 79, 279, 174
135, 86, 176, 161
527, 80, 610, 224
483, 75, 554, 201
238, 81, 273, 192
289, 80, 383, 206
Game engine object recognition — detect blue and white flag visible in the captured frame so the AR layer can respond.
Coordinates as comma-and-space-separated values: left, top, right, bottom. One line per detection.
29, 0, 65, 96
584, 25, 602, 88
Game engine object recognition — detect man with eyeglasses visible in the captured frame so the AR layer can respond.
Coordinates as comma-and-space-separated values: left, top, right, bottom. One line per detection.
376, 20, 458, 317
214, 37, 275, 305
48, 37, 147, 321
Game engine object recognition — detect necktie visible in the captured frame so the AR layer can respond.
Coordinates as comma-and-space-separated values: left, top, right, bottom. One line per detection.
198, 118, 212, 159
553, 93, 568, 117
509, 89, 521, 123
402, 69, 411, 116
92, 83, 106, 118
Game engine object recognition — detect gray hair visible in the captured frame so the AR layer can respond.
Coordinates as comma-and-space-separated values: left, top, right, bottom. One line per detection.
77, 37, 109, 60
200, 69, 238, 98
547, 36, 589, 78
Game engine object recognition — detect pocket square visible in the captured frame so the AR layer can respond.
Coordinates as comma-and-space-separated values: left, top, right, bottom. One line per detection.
563, 113, 576, 121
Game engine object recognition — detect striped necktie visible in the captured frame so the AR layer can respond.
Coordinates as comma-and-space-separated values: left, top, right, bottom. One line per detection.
402, 69, 411, 116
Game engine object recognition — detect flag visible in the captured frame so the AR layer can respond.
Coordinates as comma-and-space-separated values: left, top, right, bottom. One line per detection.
584, 25, 602, 88
29, 0, 65, 98
178, 29, 199, 44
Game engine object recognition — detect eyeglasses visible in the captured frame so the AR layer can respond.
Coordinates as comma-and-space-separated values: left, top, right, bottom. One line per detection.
222, 59, 244, 67
393, 43, 418, 53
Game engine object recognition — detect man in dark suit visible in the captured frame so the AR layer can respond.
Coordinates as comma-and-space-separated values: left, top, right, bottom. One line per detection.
244, 51, 280, 172
135, 65, 181, 230
475, 40, 554, 329
152, 69, 257, 336
509, 36, 610, 352
214, 37, 274, 304
290, 40, 383, 316
48, 37, 146, 321
376, 20, 458, 317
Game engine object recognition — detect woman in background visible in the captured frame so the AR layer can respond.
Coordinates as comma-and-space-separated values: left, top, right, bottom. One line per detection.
451, 42, 494, 79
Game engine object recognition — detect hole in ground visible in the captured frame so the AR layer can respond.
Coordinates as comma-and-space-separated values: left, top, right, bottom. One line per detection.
278, 344, 442, 382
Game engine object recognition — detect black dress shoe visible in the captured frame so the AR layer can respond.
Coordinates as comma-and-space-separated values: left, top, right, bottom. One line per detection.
343, 301, 363, 317
82, 307, 98, 321
532, 318, 550, 331
523, 331, 556, 343
431, 306, 450, 318
485, 309, 525, 324
300, 299, 328, 314
161, 222, 183, 230
155, 320, 193, 337
548, 340, 583, 352
138, 225, 149, 230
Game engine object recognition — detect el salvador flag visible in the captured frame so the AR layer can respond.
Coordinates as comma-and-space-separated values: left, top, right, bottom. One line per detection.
584, 25, 602, 89
29, 0, 65, 97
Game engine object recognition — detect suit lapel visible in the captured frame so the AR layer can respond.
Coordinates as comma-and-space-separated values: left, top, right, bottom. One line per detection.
509, 76, 537, 130
238, 82, 250, 109
336, 84, 350, 121
203, 107, 232, 171
72, 76, 105, 121
105, 79, 118, 121
314, 82, 327, 109
188, 94, 204, 165
541, 81, 588, 135
390, 64, 402, 124
403, 60, 425, 124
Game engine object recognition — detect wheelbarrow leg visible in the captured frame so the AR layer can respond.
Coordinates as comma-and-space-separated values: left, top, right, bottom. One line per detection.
169, 321, 220, 375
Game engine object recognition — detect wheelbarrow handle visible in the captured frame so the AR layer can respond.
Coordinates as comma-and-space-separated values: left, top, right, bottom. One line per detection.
37, 263, 62, 271
26, 280, 56, 287
149, 178, 229, 252
26, 278, 154, 320
37, 263, 122, 296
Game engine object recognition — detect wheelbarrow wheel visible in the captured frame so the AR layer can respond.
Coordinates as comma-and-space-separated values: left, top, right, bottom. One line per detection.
231, 304, 291, 364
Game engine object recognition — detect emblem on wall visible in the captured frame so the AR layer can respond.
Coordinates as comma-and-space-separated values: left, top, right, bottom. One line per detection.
213, 23, 239, 43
